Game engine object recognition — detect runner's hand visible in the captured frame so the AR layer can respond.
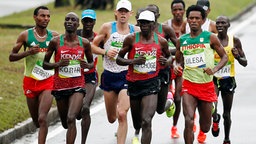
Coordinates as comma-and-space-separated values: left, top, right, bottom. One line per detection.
174, 65, 183, 75
231, 47, 240, 59
79, 59, 93, 69
58, 59, 70, 67
158, 56, 168, 66
133, 54, 146, 65
28, 45, 40, 55
106, 48, 118, 58
203, 67, 214, 75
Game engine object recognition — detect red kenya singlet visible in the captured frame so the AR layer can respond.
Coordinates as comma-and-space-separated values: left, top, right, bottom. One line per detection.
126, 32, 162, 82
54, 35, 85, 90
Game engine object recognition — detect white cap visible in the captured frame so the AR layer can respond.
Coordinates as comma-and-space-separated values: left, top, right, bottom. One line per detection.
116, 0, 132, 11
137, 10, 155, 22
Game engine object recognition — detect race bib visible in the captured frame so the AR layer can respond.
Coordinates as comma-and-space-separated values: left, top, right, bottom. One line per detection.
214, 64, 231, 78
184, 49, 206, 68
59, 60, 81, 78
133, 54, 156, 74
31, 60, 54, 80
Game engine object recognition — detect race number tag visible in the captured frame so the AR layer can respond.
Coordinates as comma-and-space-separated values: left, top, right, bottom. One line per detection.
133, 54, 156, 74
184, 49, 206, 68
214, 64, 231, 78
31, 60, 54, 80
59, 60, 81, 78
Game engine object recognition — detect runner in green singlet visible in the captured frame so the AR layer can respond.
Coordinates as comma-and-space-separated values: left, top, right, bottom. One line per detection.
174, 5, 228, 144
9, 6, 58, 144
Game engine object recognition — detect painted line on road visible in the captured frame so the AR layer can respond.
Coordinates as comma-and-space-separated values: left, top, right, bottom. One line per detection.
31, 102, 105, 144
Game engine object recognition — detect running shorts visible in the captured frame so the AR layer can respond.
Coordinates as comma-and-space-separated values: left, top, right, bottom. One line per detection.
51, 87, 86, 101
23, 76, 53, 98
181, 79, 217, 102
84, 71, 98, 85
213, 77, 236, 93
159, 66, 170, 85
127, 77, 160, 99
99, 70, 128, 94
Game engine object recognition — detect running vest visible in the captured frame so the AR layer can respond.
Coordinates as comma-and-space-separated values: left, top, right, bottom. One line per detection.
53, 35, 85, 90
126, 32, 162, 82
156, 24, 165, 38
186, 18, 211, 34
214, 34, 235, 79
103, 21, 135, 73
165, 20, 177, 56
155, 24, 173, 69
76, 29, 98, 74
180, 31, 214, 83
24, 28, 54, 80
166, 19, 182, 38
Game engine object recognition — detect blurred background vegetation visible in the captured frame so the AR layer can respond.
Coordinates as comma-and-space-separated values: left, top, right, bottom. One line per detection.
0, 0, 254, 132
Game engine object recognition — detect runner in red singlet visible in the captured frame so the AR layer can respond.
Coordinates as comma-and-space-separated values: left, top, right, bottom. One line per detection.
43, 12, 94, 144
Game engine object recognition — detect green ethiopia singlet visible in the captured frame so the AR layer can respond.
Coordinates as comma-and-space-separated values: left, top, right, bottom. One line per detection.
24, 28, 54, 80
180, 31, 214, 83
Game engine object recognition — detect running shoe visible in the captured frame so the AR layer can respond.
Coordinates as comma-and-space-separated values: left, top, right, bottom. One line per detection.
166, 100, 176, 118
166, 92, 175, 117
132, 137, 140, 144
171, 126, 180, 138
197, 130, 206, 143
211, 113, 221, 137
223, 140, 231, 144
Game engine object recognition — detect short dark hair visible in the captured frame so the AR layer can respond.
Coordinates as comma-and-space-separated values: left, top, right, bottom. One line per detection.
186, 5, 206, 20
34, 6, 49, 16
196, 0, 210, 10
171, 0, 185, 9
146, 4, 159, 13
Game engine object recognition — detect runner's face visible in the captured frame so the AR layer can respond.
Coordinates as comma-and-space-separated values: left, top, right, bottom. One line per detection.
187, 11, 203, 32
216, 17, 229, 34
64, 14, 79, 33
115, 8, 131, 23
82, 18, 95, 31
138, 20, 154, 34
171, 3, 184, 21
34, 9, 50, 29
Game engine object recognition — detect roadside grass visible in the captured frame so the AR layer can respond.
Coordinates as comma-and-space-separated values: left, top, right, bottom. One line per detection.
0, 0, 254, 132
